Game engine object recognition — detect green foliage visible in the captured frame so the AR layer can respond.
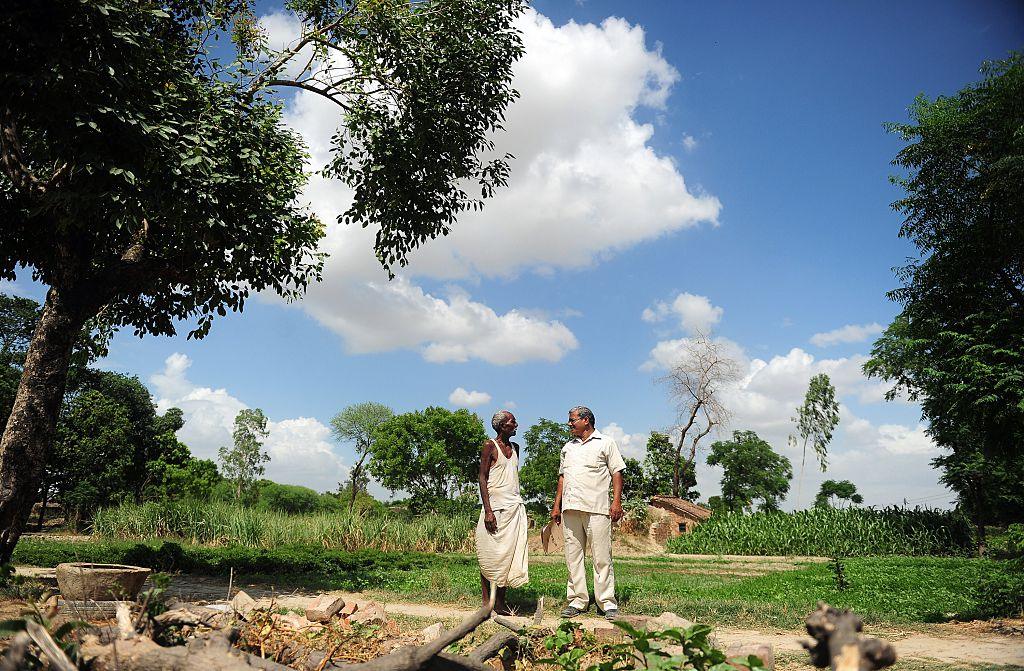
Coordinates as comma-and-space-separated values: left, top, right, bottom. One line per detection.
368, 406, 486, 510
256, 481, 338, 514
971, 558, 1024, 618
666, 506, 975, 557
539, 619, 769, 671
146, 456, 221, 503
218, 408, 270, 504
12, 538, 437, 591
331, 402, 394, 511
707, 430, 792, 513
830, 557, 850, 592
91, 500, 476, 553
643, 432, 690, 500
864, 53, 1024, 538
519, 418, 570, 511
814, 480, 864, 509
792, 373, 840, 474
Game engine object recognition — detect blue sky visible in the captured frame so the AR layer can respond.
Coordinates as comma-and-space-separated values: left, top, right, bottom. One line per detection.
8, 1, 1021, 507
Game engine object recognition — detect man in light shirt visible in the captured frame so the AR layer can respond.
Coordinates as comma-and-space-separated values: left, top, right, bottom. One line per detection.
550, 405, 626, 620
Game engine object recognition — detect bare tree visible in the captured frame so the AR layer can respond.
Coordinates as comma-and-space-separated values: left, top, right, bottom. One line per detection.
658, 331, 741, 497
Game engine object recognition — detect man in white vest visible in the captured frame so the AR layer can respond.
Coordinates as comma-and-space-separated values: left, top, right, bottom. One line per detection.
550, 405, 625, 620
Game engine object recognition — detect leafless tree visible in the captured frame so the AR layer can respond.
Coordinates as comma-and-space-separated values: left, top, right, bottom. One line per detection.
658, 331, 742, 497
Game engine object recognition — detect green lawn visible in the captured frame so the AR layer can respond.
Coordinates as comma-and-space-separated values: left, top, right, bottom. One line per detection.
12, 537, 1013, 629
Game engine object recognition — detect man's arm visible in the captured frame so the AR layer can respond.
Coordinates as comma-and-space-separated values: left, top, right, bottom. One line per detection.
479, 441, 497, 533
551, 474, 564, 525
609, 471, 623, 522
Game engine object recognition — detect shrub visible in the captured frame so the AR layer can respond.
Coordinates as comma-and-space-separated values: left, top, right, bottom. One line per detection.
256, 482, 330, 514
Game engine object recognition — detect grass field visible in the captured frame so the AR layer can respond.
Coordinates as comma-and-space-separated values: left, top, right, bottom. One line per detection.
13, 537, 1015, 629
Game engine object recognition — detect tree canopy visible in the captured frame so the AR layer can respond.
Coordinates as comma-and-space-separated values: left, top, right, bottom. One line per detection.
368, 406, 486, 510
219, 409, 271, 504
331, 402, 394, 511
0, 0, 525, 560
864, 53, 1024, 549
707, 430, 792, 513
814, 479, 864, 508
518, 418, 570, 511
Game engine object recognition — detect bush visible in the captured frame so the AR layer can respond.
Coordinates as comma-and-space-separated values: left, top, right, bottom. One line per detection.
972, 558, 1024, 618
12, 538, 438, 591
256, 482, 333, 514
667, 507, 974, 557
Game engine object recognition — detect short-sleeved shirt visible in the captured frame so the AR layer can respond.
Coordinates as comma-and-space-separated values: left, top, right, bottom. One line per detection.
558, 429, 627, 516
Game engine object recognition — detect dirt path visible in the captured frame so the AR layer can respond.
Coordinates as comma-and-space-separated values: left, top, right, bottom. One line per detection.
246, 590, 1024, 665
17, 564, 1023, 665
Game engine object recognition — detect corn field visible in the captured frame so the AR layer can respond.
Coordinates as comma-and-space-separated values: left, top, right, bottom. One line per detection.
666, 507, 975, 557
92, 501, 477, 553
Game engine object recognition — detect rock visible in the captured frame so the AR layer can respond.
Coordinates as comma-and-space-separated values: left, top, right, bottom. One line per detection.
420, 622, 445, 642
593, 626, 626, 643
618, 615, 651, 631
725, 643, 774, 670
230, 590, 257, 617
306, 594, 346, 623
272, 612, 323, 632
340, 601, 359, 617
653, 611, 694, 630
349, 601, 387, 625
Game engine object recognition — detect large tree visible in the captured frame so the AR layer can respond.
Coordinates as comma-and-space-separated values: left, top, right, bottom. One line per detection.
330, 401, 394, 512
659, 332, 741, 497
518, 418, 570, 512
49, 372, 187, 523
642, 431, 696, 500
0, 0, 523, 560
219, 409, 270, 504
864, 54, 1024, 553
790, 373, 840, 507
707, 430, 792, 513
368, 407, 486, 510
814, 479, 863, 509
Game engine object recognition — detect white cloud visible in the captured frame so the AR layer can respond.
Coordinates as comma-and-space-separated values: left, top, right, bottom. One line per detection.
682, 134, 698, 151
810, 322, 884, 347
262, 8, 720, 364
641, 329, 946, 508
303, 279, 578, 365
641, 293, 723, 335
600, 422, 650, 460
449, 387, 493, 408
149, 353, 349, 492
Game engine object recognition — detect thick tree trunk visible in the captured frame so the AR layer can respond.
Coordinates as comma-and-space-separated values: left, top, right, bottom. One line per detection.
0, 286, 90, 562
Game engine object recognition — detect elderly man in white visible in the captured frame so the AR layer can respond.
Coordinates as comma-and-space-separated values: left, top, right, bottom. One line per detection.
550, 405, 626, 620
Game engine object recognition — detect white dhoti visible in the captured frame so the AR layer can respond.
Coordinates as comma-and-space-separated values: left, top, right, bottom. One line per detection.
476, 439, 529, 588
475, 503, 529, 588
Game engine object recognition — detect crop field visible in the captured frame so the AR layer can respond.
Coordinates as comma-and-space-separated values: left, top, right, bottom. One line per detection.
92, 501, 476, 553
666, 507, 975, 557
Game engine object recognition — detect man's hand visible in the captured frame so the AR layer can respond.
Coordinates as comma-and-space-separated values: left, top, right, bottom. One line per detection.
550, 508, 561, 526
484, 511, 497, 534
609, 501, 623, 523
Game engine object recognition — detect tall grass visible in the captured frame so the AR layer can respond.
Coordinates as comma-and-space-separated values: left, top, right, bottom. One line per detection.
92, 501, 476, 553
666, 507, 974, 557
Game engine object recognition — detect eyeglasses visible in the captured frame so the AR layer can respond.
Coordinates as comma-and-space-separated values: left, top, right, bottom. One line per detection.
567, 418, 582, 426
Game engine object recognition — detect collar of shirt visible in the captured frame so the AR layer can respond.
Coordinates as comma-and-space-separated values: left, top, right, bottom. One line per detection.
570, 429, 605, 446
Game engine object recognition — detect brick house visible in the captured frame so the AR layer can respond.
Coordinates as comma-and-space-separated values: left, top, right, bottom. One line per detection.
647, 496, 712, 543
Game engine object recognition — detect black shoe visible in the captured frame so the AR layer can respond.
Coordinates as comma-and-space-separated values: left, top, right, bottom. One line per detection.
603, 608, 619, 621
560, 605, 585, 618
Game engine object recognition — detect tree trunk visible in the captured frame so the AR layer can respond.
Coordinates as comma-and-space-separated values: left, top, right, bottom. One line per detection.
34, 480, 48, 531
348, 454, 367, 513
0, 286, 91, 562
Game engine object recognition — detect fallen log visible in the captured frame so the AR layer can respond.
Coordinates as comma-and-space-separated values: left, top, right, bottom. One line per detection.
802, 603, 896, 671
468, 631, 517, 663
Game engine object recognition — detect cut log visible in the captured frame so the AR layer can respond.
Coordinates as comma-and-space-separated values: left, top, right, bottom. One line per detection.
154, 604, 230, 629
802, 603, 896, 671
468, 630, 517, 662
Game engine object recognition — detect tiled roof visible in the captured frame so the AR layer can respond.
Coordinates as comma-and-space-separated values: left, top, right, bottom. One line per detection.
649, 495, 713, 521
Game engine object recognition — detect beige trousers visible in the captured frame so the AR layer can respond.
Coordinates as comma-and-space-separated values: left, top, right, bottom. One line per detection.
562, 510, 616, 611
